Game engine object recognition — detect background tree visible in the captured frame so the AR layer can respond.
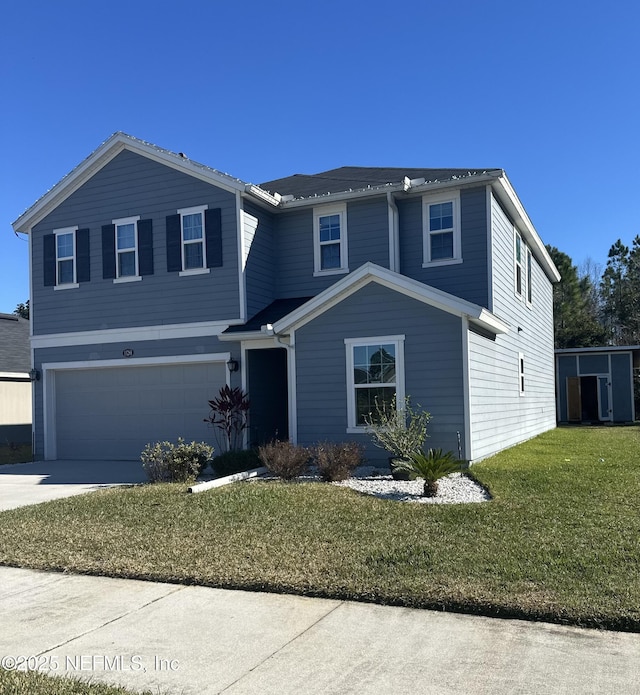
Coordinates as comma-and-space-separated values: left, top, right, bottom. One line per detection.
13, 300, 29, 319
546, 246, 606, 348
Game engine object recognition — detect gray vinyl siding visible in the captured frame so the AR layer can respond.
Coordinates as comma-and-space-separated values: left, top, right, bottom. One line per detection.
398, 187, 489, 306
467, 194, 556, 461
294, 282, 465, 463
31, 150, 240, 335
243, 202, 275, 318
274, 197, 390, 298
32, 336, 240, 460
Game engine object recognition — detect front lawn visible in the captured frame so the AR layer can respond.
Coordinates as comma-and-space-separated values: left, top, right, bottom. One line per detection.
0, 426, 638, 631
0, 669, 151, 694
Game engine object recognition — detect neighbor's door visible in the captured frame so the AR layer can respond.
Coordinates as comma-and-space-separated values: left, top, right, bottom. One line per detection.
567, 377, 581, 422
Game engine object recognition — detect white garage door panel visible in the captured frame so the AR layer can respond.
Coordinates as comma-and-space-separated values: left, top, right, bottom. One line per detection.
55, 362, 225, 460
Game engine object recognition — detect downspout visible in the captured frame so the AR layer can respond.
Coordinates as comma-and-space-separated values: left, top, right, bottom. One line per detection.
387, 192, 400, 273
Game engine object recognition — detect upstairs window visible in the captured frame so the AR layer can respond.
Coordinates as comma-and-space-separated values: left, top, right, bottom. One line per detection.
56, 229, 76, 285
422, 191, 461, 267
514, 230, 533, 303
114, 216, 140, 279
526, 248, 533, 304
515, 231, 524, 296
314, 204, 348, 276
181, 207, 206, 271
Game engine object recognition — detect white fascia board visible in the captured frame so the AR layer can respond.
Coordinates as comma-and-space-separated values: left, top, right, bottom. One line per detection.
273, 262, 508, 336
218, 330, 266, 342
0, 371, 30, 379
31, 319, 243, 349
555, 346, 640, 354
244, 184, 281, 207
42, 352, 231, 372
277, 183, 407, 209
408, 172, 501, 195
491, 176, 561, 284
13, 133, 249, 233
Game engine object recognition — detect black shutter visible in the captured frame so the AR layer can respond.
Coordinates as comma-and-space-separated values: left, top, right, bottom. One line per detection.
76, 228, 90, 283
205, 208, 222, 268
43, 234, 56, 286
102, 224, 116, 279
138, 219, 154, 276
166, 214, 182, 272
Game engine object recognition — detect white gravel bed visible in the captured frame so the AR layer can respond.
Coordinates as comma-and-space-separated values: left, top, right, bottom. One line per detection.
332, 467, 490, 504
252, 466, 490, 505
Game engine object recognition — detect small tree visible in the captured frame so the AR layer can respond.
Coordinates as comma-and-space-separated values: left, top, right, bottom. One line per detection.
204, 385, 250, 452
364, 395, 430, 460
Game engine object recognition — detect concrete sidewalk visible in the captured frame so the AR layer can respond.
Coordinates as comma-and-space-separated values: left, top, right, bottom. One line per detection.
1, 566, 639, 695
0, 460, 146, 511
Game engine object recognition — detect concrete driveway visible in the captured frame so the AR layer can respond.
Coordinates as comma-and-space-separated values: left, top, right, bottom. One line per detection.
0, 459, 147, 511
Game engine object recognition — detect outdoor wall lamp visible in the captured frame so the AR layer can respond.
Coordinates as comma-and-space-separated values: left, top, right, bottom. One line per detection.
227, 358, 239, 373
29, 368, 40, 382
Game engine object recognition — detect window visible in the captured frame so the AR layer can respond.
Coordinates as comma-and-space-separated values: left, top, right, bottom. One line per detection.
55, 227, 77, 287
179, 205, 208, 275
113, 216, 140, 280
345, 336, 405, 430
514, 231, 524, 297
314, 204, 348, 275
526, 248, 533, 304
519, 353, 525, 394
422, 191, 461, 266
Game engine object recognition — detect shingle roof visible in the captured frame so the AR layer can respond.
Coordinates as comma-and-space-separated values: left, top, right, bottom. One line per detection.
0, 314, 30, 373
223, 297, 313, 334
259, 166, 501, 199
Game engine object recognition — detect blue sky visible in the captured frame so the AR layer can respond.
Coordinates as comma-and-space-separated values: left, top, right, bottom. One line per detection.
2, 1, 639, 312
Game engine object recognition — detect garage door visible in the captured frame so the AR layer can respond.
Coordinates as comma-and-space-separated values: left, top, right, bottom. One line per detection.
54, 361, 226, 460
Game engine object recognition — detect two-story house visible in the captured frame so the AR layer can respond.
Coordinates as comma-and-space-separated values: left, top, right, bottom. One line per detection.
12, 133, 560, 463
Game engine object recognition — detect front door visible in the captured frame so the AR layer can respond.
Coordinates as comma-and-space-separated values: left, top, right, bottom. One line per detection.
246, 348, 288, 446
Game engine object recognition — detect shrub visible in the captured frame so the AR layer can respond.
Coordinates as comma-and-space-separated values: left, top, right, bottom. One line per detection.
312, 441, 364, 482
257, 440, 310, 480
212, 449, 261, 477
392, 448, 462, 497
204, 385, 250, 453
364, 395, 431, 460
141, 438, 214, 483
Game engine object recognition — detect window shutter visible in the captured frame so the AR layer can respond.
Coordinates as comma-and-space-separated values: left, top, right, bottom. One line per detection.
138, 219, 154, 276
166, 214, 182, 272
76, 228, 90, 283
43, 234, 56, 286
205, 207, 222, 268
102, 224, 116, 279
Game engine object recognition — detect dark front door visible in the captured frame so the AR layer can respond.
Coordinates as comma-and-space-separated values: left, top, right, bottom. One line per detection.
247, 348, 288, 446
580, 376, 599, 422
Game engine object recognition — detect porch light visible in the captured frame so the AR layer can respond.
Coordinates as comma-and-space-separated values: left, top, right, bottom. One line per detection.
29, 368, 40, 382
227, 358, 239, 373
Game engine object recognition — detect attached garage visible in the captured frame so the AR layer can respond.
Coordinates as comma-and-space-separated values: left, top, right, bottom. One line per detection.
45, 356, 228, 460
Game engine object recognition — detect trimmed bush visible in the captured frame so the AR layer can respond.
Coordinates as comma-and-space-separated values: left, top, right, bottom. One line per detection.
212, 449, 261, 477
141, 438, 214, 483
258, 440, 310, 480
313, 441, 364, 482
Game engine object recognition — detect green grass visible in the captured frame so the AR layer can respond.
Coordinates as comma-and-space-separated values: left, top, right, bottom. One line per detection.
0, 443, 32, 464
0, 669, 152, 694
0, 426, 639, 631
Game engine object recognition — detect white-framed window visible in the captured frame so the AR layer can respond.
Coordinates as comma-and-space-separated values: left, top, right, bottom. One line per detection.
54, 226, 78, 288
514, 230, 524, 297
179, 205, 208, 275
519, 352, 525, 395
314, 203, 348, 276
113, 216, 140, 281
422, 191, 461, 267
345, 335, 405, 431
526, 247, 533, 304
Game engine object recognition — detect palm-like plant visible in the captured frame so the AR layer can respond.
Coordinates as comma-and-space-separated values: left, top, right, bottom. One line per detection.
392, 448, 462, 497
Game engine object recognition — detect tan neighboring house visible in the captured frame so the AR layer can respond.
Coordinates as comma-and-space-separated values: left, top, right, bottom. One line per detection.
0, 313, 31, 444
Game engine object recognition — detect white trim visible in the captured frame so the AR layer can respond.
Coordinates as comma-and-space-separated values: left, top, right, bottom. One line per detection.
422, 190, 461, 267
526, 247, 533, 306
461, 317, 472, 461
12, 133, 249, 234
237, 192, 247, 322
313, 203, 348, 275
31, 319, 240, 349
177, 205, 208, 216
273, 263, 509, 337
113, 215, 140, 280
54, 283, 79, 291
288, 330, 297, 444
113, 275, 143, 284
344, 335, 405, 430
387, 192, 400, 273
514, 228, 525, 300
179, 268, 210, 277
486, 186, 494, 312
0, 371, 30, 379
42, 352, 231, 461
